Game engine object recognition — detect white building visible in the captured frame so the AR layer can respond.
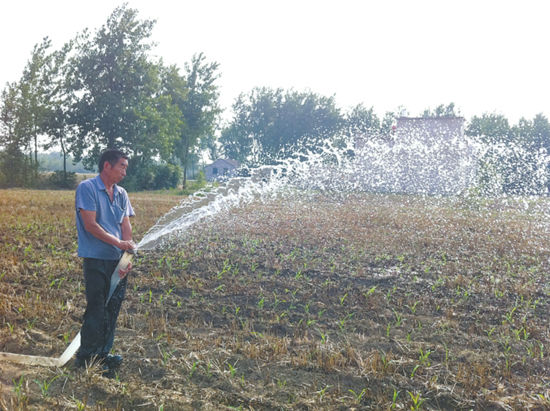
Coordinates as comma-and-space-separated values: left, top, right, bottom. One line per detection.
204, 158, 240, 181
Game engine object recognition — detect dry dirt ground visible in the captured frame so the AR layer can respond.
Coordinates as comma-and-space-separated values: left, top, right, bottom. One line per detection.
0, 189, 549, 410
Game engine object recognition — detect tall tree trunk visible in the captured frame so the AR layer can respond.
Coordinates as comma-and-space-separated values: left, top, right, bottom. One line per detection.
181, 137, 190, 189
61, 139, 67, 182
34, 133, 39, 181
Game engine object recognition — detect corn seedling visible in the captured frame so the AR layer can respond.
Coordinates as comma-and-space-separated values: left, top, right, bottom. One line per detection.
189, 361, 199, 378
348, 388, 366, 404
13, 375, 26, 401
339, 292, 348, 306
226, 361, 238, 377
393, 310, 403, 326
34, 375, 60, 397
407, 301, 420, 314
408, 391, 425, 410
391, 388, 399, 409
316, 385, 331, 402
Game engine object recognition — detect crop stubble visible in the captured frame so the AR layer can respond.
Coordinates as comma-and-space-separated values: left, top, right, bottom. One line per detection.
0, 189, 549, 410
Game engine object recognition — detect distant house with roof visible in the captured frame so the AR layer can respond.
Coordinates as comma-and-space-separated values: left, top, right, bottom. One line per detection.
354, 116, 477, 195
204, 158, 240, 181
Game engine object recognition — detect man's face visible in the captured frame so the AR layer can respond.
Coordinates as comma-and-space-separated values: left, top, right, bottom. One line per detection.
105, 158, 128, 183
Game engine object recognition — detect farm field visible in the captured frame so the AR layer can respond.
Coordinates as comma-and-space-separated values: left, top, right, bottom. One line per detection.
0, 189, 549, 410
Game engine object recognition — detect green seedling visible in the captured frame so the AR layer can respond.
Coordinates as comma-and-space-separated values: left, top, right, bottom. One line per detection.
316, 385, 331, 402
276, 378, 287, 388
419, 348, 432, 366
189, 361, 199, 378
393, 310, 403, 326
408, 391, 425, 410
227, 361, 238, 377
504, 304, 517, 324
407, 301, 420, 314
391, 388, 399, 409
13, 375, 26, 400
363, 286, 377, 298
339, 292, 348, 306
349, 388, 366, 404
34, 375, 59, 397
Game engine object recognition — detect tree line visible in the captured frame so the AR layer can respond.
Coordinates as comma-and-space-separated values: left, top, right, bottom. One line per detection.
1, 5, 550, 194
0, 5, 219, 190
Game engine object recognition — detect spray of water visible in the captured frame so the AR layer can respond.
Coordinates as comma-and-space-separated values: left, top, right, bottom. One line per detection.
137, 129, 550, 251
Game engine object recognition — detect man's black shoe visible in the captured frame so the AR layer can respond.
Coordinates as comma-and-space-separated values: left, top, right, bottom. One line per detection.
104, 354, 123, 369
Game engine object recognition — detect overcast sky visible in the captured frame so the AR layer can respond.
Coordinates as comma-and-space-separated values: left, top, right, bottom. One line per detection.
1, 0, 549, 124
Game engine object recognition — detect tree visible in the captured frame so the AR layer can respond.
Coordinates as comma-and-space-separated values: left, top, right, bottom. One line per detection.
520, 114, 550, 151
68, 5, 176, 170
344, 103, 381, 138
219, 122, 252, 164
171, 53, 221, 188
41, 40, 80, 182
465, 113, 511, 143
15, 38, 55, 183
0, 38, 55, 187
0, 83, 25, 186
421, 103, 459, 118
0, 83, 19, 147
466, 113, 550, 195
220, 87, 342, 164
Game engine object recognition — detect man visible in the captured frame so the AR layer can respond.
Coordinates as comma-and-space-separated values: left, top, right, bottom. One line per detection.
74, 149, 136, 374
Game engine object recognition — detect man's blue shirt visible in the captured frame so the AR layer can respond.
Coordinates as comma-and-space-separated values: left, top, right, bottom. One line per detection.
75, 175, 135, 260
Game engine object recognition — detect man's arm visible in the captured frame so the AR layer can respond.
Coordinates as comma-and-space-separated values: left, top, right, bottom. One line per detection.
121, 216, 133, 242
79, 209, 135, 251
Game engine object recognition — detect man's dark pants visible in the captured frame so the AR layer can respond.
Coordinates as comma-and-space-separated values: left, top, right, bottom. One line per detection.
76, 258, 127, 362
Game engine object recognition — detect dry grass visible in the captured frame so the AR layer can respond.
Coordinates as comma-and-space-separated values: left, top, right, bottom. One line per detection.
0, 189, 549, 410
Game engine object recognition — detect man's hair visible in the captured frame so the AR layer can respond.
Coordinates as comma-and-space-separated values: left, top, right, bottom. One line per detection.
98, 149, 128, 172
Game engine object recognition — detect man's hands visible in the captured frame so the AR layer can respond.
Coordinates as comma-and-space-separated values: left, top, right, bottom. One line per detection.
118, 240, 136, 279
118, 239, 136, 251
119, 261, 133, 279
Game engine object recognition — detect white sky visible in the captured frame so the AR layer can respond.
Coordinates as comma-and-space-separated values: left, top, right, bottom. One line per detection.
1, 0, 549, 124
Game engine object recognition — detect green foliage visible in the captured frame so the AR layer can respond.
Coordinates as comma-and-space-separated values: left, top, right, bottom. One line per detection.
47, 171, 78, 189
124, 161, 181, 191
344, 103, 381, 138
37, 152, 92, 173
220, 87, 343, 164
196, 170, 206, 185
0, 145, 27, 187
421, 102, 459, 118
68, 5, 179, 170
466, 113, 511, 143
168, 53, 221, 187
467, 113, 550, 195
